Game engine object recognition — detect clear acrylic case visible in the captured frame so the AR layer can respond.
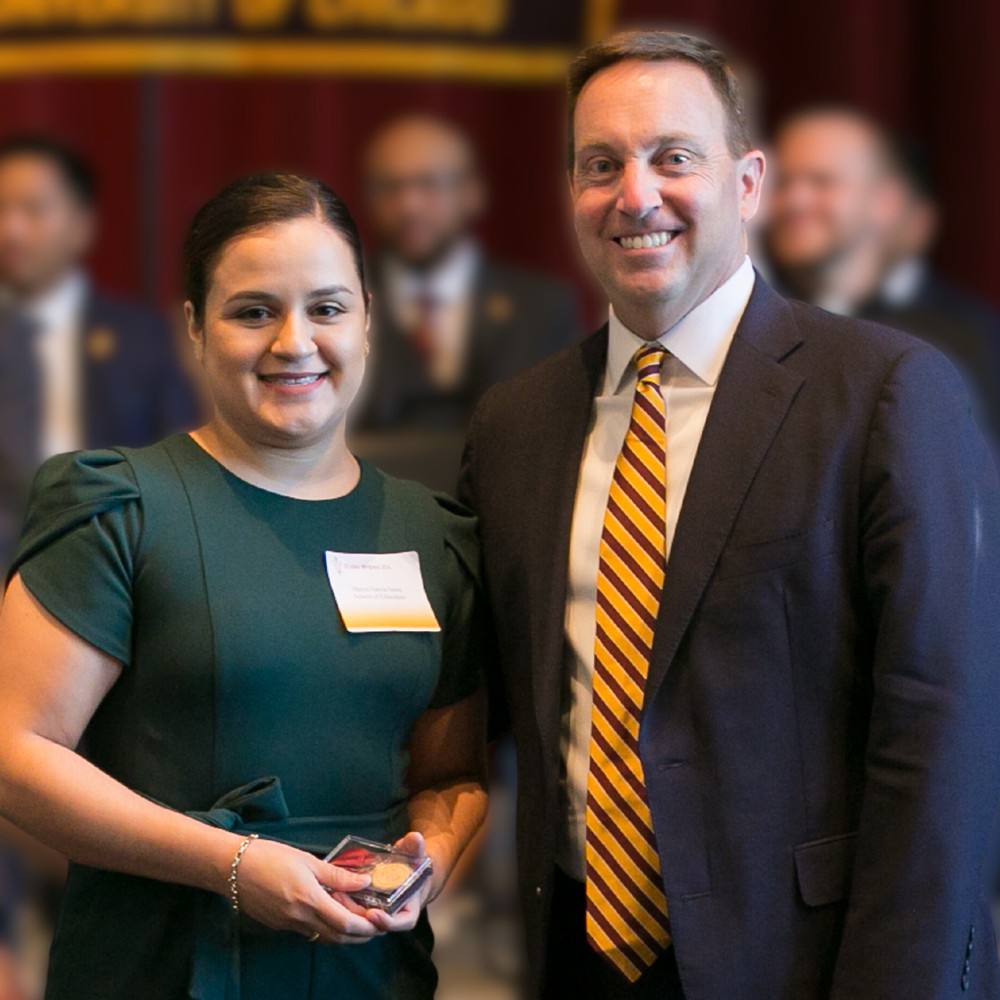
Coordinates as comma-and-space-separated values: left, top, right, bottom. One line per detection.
323, 835, 433, 915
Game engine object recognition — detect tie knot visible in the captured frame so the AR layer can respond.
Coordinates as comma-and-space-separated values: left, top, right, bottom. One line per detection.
634, 344, 667, 385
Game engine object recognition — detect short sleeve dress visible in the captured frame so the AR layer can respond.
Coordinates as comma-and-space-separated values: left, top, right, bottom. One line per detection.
8, 433, 487, 1000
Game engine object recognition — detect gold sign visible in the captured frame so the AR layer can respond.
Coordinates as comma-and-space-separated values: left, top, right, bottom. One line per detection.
0, 0, 618, 80
0, 0, 507, 31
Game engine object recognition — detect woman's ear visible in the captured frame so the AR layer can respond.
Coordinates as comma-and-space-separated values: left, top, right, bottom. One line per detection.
364, 291, 373, 335
184, 301, 205, 363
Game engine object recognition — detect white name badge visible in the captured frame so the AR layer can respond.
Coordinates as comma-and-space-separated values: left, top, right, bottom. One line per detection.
325, 551, 441, 633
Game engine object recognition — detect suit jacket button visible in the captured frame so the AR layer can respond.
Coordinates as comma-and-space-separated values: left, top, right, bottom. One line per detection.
964, 960, 971, 973
536, 886, 542, 898
962, 973, 970, 991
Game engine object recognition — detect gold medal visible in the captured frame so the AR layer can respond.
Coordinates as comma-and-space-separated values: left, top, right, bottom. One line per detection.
370, 862, 412, 892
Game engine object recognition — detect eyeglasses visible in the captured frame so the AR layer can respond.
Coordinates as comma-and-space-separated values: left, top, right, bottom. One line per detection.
367, 172, 470, 199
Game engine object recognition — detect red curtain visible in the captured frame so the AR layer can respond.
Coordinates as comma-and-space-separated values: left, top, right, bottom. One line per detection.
0, 0, 996, 318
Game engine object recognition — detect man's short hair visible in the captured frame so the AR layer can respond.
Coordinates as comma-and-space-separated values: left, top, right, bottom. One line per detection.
566, 30, 751, 169
0, 134, 95, 206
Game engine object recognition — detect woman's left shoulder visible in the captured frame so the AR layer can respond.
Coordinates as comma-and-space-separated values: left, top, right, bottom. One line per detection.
371, 467, 480, 578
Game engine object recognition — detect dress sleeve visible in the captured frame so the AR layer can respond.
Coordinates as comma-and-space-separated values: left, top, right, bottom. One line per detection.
427, 493, 491, 710
7, 449, 142, 665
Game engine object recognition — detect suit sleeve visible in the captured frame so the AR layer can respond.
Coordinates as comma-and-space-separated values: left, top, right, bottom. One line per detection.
545, 282, 583, 355
149, 313, 202, 438
831, 344, 1000, 997
457, 401, 511, 742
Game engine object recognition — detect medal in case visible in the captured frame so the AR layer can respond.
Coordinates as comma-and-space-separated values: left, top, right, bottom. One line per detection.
324, 835, 433, 915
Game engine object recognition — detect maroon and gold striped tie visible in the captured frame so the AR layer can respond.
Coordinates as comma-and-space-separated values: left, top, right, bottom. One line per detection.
585, 343, 671, 981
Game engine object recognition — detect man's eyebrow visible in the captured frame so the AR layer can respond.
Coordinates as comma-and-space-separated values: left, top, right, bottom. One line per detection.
574, 141, 619, 161
576, 133, 706, 161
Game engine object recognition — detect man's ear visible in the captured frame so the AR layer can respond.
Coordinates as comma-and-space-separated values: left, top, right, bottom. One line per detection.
184, 301, 205, 363
464, 173, 487, 222
738, 149, 767, 224
74, 205, 98, 259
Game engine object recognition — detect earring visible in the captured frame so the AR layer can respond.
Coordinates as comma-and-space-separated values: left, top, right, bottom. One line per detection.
363, 343, 370, 356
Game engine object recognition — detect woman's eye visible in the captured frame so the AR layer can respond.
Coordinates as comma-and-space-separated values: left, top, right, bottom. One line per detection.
312, 303, 345, 319
238, 306, 272, 322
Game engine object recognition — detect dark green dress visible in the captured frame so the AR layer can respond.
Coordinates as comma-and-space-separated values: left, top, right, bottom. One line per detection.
9, 434, 486, 1000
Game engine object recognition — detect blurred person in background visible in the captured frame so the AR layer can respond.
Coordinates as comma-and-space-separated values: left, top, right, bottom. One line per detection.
351, 114, 580, 494
0, 134, 199, 1000
0, 134, 200, 575
766, 107, 1000, 444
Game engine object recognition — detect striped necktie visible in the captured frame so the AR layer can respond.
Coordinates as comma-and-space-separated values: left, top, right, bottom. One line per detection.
585, 342, 671, 981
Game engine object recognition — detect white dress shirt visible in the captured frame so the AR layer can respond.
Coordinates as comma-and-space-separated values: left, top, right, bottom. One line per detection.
25, 271, 87, 461
382, 241, 479, 389
556, 255, 756, 880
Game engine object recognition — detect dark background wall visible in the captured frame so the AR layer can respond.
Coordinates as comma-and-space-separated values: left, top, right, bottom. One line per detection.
0, 0, 994, 324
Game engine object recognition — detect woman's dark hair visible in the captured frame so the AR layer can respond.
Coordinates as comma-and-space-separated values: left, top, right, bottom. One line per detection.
183, 172, 367, 325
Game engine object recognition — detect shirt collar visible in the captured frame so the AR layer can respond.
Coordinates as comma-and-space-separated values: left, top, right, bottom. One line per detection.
383, 240, 479, 306
880, 256, 925, 307
24, 270, 88, 331
606, 255, 756, 394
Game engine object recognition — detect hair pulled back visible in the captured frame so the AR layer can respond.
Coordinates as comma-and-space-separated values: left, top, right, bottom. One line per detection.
184, 172, 366, 325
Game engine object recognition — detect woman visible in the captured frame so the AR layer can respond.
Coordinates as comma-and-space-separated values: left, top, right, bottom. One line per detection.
0, 173, 489, 999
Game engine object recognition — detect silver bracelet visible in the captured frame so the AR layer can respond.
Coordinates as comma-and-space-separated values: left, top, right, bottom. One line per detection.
228, 833, 259, 913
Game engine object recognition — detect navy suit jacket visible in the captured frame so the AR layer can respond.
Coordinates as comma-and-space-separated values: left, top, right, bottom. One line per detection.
861, 270, 1000, 451
0, 289, 200, 573
357, 256, 580, 433
459, 276, 1000, 999
80, 291, 200, 450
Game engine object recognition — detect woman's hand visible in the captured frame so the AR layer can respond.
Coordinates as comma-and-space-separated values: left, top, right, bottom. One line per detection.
234, 837, 384, 945
363, 831, 436, 934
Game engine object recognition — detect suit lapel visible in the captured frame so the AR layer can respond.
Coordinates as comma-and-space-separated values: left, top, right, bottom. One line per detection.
79, 291, 102, 449
529, 328, 607, 753
643, 279, 805, 714
464, 259, 504, 390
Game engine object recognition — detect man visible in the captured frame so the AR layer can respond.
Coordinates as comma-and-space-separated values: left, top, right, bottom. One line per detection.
0, 134, 199, 570
459, 31, 1000, 1000
863, 140, 1000, 447
0, 136, 199, 990
764, 106, 905, 314
767, 107, 1000, 445
352, 114, 579, 493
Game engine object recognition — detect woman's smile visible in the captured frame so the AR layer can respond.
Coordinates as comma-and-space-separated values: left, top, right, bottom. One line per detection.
257, 370, 331, 395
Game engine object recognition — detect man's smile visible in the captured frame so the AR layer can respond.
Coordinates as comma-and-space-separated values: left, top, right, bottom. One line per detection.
612, 230, 679, 250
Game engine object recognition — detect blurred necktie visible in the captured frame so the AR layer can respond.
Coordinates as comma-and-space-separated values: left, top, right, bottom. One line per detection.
0, 307, 41, 572
410, 290, 440, 365
585, 343, 672, 982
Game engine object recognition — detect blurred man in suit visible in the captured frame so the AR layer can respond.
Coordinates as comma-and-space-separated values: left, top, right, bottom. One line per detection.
766, 107, 1000, 445
0, 136, 199, 991
460, 31, 1000, 1000
352, 114, 579, 492
0, 134, 199, 571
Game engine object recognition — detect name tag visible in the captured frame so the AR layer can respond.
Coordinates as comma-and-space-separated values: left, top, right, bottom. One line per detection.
325, 551, 441, 633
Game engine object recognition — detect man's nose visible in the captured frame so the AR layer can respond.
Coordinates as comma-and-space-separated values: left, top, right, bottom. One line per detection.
774, 176, 812, 212
271, 312, 316, 358
617, 160, 662, 219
